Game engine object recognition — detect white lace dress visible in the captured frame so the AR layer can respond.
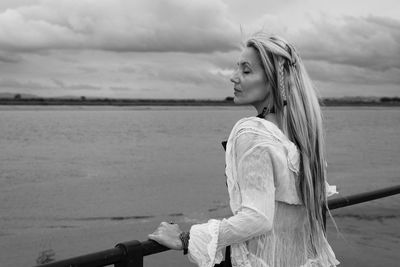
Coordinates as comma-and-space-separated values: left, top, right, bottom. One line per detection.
188, 117, 339, 267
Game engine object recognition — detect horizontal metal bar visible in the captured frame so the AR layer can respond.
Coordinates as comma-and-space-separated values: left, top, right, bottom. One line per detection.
140, 240, 170, 256
34, 247, 124, 267
328, 184, 400, 210
34, 240, 170, 267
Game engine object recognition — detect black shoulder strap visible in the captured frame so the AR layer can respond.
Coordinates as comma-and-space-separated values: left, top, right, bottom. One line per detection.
218, 140, 232, 267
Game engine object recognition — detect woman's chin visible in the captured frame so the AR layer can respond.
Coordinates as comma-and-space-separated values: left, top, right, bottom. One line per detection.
233, 96, 241, 104
233, 96, 246, 105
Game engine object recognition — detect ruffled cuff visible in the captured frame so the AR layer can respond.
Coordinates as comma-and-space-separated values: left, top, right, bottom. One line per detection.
188, 219, 223, 267
230, 243, 252, 267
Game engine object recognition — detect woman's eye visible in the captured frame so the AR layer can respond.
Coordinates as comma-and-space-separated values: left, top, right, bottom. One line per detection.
243, 69, 251, 74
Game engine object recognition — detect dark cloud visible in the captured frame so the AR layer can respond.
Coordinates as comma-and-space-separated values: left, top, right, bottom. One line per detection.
0, 78, 53, 90
306, 60, 400, 85
295, 15, 400, 71
0, 0, 240, 54
0, 52, 22, 63
0, 1, 398, 98
67, 84, 101, 90
0, 78, 102, 92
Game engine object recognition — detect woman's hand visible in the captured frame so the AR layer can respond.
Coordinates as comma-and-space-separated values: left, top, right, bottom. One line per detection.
148, 222, 183, 250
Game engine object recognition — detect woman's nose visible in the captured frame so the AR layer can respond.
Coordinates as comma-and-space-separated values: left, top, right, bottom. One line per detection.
230, 70, 239, 84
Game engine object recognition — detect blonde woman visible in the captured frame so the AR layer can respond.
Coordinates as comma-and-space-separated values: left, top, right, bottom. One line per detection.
149, 32, 339, 267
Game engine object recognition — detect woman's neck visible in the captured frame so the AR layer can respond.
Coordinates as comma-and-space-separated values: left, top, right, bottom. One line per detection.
265, 113, 279, 126
256, 109, 282, 131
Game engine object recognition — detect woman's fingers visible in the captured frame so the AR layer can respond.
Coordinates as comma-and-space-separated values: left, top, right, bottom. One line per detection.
148, 233, 160, 241
149, 231, 158, 237
152, 221, 178, 233
148, 222, 169, 241
148, 222, 183, 250
148, 232, 169, 248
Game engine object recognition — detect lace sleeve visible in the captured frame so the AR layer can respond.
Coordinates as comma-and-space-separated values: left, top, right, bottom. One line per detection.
188, 219, 224, 267
218, 143, 275, 249
188, 126, 276, 267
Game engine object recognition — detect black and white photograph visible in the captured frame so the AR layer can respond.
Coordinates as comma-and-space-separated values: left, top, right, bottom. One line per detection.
0, 1, 399, 266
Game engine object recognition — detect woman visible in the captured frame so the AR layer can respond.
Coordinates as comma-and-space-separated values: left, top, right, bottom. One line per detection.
149, 32, 339, 267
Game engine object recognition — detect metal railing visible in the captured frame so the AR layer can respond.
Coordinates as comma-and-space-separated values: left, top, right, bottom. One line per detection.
35, 184, 400, 267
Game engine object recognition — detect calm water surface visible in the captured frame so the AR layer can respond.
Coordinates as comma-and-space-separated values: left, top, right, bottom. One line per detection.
1, 106, 399, 226
0, 106, 399, 265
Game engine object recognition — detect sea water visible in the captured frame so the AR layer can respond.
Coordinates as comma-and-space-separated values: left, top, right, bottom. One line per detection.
0, 106, 399, 266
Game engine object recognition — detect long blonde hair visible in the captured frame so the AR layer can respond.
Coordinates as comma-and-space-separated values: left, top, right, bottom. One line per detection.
247, 32, 328, 254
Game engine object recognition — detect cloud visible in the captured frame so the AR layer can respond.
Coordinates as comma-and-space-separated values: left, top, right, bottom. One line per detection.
0, 78, 103, 92
77, 66, 98, 74
66, 84, 101, 90
0, 1, 398, 98
110, 86, 131, 91
243, 14, 400, 88
294, 15, 400, 71
150, 66, 225, 86
0, 52, 22, 63
0, 78, 53, 90
0, 0, 240, 53
52, 79, 102, 90
0, 79, 107, 100
306, 60, 400, 85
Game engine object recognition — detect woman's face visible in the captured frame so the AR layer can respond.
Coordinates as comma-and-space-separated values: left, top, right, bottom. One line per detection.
230, 47, 270, 108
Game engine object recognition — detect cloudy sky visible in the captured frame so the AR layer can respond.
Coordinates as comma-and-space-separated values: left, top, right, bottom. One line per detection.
0, 0, 399, 99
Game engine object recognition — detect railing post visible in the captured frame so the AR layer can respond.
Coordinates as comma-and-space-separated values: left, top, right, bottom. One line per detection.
115, 240, 143, 267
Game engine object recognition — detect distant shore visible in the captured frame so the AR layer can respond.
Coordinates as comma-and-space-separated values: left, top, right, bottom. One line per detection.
1, 97, 400, 106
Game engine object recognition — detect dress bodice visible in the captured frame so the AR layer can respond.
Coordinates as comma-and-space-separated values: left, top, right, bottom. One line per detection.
188, 117, 339, 267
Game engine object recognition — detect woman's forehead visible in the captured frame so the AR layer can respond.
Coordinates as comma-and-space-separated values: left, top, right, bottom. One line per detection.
237, 47, 262, 68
